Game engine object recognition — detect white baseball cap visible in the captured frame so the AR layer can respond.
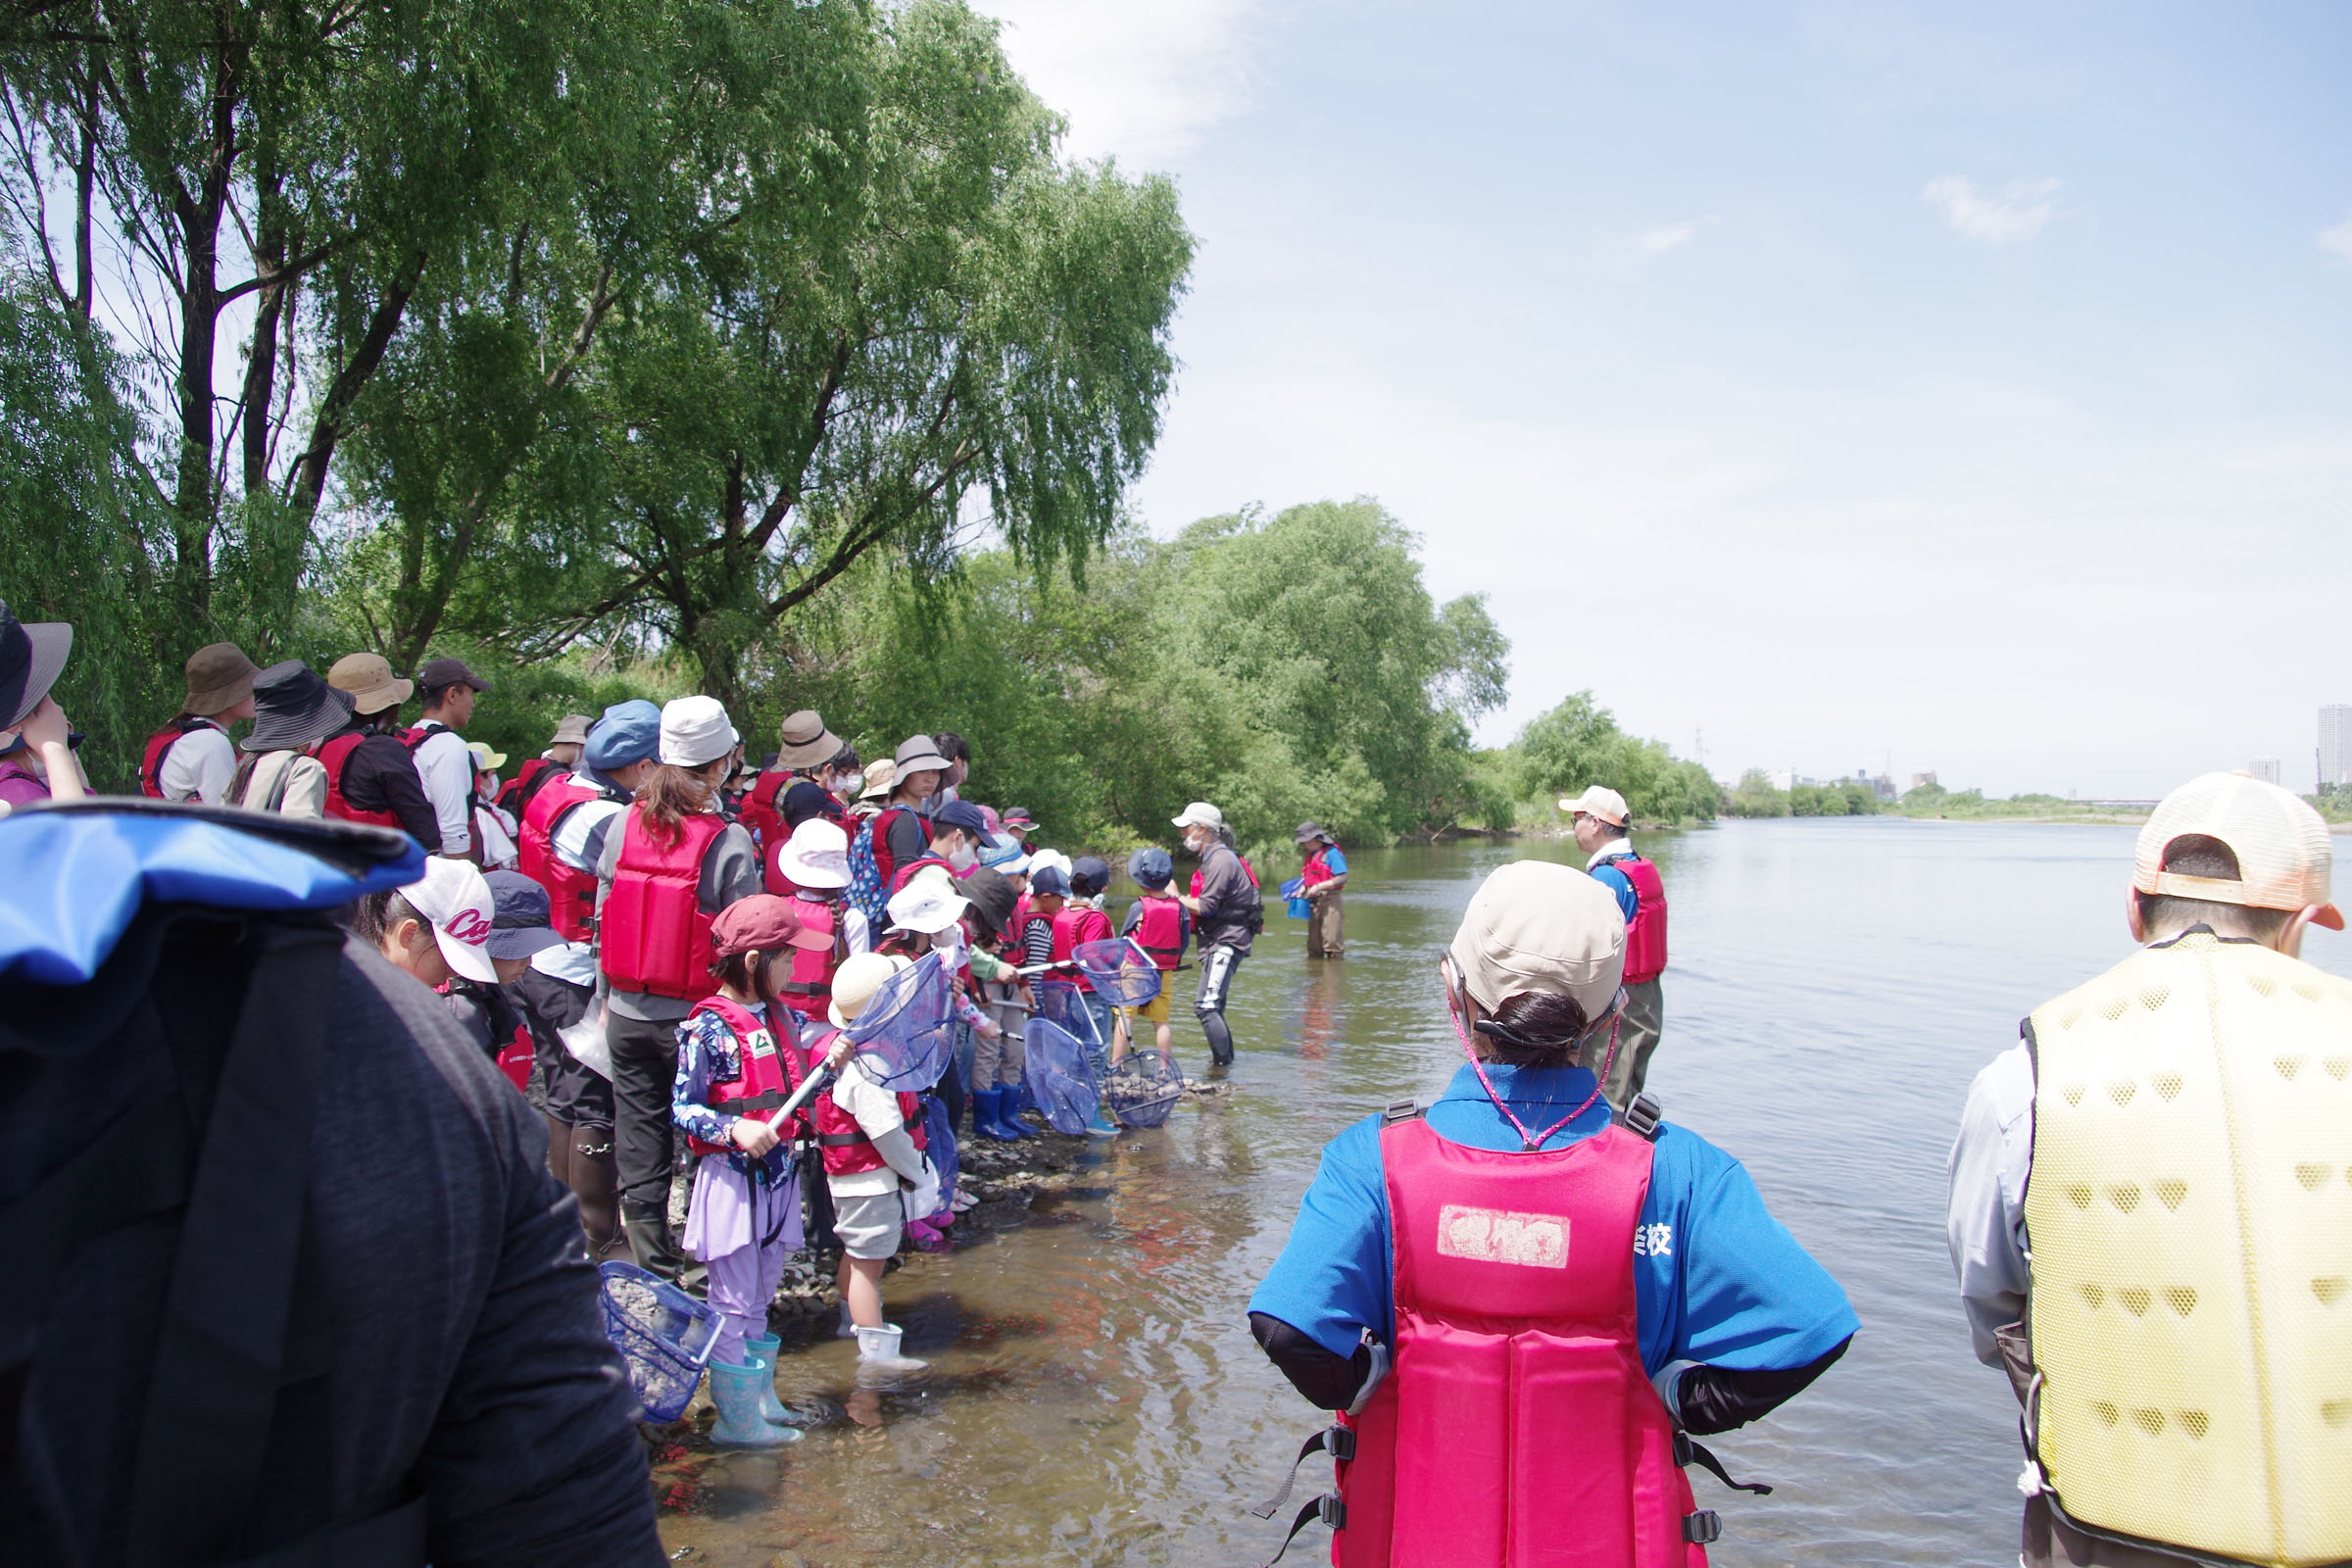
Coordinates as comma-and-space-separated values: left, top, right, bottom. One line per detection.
659, 695, 738, 767
778, 817, 851, 890
400, 857, 500, 983
1171, 801, 1225, 831
1559, 786, 1629, 827
2134, 771, 2341, 928
1447, 860, 1627, 1023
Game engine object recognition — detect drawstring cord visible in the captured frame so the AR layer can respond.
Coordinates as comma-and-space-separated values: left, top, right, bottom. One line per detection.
1441, 962, 1611, 1152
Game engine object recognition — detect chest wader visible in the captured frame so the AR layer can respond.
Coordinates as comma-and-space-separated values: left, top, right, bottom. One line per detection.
0, 901, 427, 1566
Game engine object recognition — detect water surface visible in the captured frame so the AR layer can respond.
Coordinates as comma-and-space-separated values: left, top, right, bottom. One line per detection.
652, 818, 2351, 1567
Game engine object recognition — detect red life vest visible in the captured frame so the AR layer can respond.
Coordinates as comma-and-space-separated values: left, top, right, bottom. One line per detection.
780, 893, 848, 1014
139, 717, 210, 799
599, 807, 728, 1002
682, 995, 798, 1155
1050, 904, 1113, 990
888, 853, 954, 894
802, 1027, 928, 1177
1131, 894, 1185, 969
519, 774, 606, 942
1603, 854, 1668, 984
495, 1019, 534, 1094
1336, 1116, 1706, 1567
740, 769, 790, 850
495, 756, 563, 817
1190, 854, 1261, 899
1301, 847, 1337, 890
309, 728, 428, 830
866, 805, 924, 888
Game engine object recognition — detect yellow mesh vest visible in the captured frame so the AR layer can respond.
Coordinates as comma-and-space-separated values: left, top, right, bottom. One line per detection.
2026, 930, 2352, 1567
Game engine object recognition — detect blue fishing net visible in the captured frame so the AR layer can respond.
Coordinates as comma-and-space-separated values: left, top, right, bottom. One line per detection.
1102, 1048, 1184, 1128
916, 1094, 958, 1219
1022, 1018, 1101, 1135
598, 1260, 721, 1422
1030, 978, 1101, 1050
845, 951, 956, 1091
1071, 937, 1163, 1007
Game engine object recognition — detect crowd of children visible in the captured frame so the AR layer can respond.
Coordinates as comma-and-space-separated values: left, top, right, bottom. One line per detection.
0, 611, 1250, 1446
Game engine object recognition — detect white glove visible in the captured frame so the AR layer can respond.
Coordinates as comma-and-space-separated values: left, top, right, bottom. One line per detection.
1347, 1331, 1393, 1415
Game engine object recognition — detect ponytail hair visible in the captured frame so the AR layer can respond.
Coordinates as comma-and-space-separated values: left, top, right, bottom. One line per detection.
635, 757, 728, 846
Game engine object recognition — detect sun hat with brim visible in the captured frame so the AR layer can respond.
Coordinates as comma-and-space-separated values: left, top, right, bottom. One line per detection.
182, 642, 259, 716
776, 710, 843, 769
659, 695, 738, 767
327, 652, 413, 715
481, 869, 567, 960
1002, 806, 1036, 829
1295, 820, 1330, 846
2133, 771, 2343, 929
887, 879, 969, 937
711, 894, 834, 959
857, 758, 898, 800
956, 865, 1019, 940
979, 831, 1028, 871
829, 951, 911, 1029
550, 712, 594, 746
243, 662, 355, 753
1172, 801, 1224, 831
0, 602, 73, 731
1447, 859, 1627, 1025
585, 699, 662, 771
779, 817, 852, 889
1559, 785, 1630, 827
892, 734, 952, 776
467, 741, 508, 772
1028, 848, 1072, 885
401, 857, 499, 984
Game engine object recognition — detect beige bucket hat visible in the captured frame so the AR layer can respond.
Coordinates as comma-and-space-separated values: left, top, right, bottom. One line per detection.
1447, 860, 1627, 1022
327, 652, 413, 715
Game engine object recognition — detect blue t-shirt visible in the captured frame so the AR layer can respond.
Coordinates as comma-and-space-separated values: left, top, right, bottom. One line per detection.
1249, 1062, 1857, 1379
1590, 854, 1640, 925
1323, 846, 1348, 877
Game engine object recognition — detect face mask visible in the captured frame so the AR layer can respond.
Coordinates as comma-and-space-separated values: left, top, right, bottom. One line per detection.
947, 845, 980, 873
838, 772, 863, 797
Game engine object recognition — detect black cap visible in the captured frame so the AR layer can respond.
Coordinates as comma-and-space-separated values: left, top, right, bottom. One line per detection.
416, 656, 489, 694
482, 869, 565, 959
781, 779, 833, 830
0, 601, 73, 730
243, 662, 355, 753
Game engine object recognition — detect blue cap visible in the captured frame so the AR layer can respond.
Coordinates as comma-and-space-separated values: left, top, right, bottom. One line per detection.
781, 779, 833, 830
1071, 855, 1109, 896
979, 831, 1027, 869
1028, 864, 1070, 897
934, 799, 989, 837
1127, 846, 1173, 888
584, 699, 661, 771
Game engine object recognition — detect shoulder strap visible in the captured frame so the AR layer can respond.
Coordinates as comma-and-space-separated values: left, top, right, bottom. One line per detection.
1613, 1092, 1663, 1141
1379, 1099, 1422, 1125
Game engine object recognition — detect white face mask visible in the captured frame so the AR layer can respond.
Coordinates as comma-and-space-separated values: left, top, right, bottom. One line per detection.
837, 771, 863, 797
947, 844, 980, 874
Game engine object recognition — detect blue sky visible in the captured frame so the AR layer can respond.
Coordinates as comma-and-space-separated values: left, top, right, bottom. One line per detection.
976, 0, 2352, 797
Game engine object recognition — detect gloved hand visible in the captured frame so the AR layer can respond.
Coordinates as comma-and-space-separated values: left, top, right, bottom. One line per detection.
1347, 1331, 1392, 1416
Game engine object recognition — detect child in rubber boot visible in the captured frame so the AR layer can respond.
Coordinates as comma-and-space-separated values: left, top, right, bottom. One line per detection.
818, 952, 939, 1383
1119, 846, 1190, 1059
670, 895, 836, 1446
1055, 857, 1120, 1135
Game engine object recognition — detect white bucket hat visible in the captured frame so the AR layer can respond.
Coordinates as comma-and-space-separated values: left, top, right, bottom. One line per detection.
659, 695, 738, 767
779, 817, 851, 890
887, 878, 970, 936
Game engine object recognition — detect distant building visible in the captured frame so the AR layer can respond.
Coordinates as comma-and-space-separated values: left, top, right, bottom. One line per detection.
1910, 770, 1937, 792
2249, 757, 2281, 786
1766, 769, 1795, 792
2323, 706, 2352, 787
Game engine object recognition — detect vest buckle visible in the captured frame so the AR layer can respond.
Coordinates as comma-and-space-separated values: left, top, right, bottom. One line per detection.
1326, 1424, 1354, 1462
1682, 1510, 1721, 1544
1620, 1093, 1662, 1140
1380, 1099, 1422, 1125
1318, 1494, 1347, 1529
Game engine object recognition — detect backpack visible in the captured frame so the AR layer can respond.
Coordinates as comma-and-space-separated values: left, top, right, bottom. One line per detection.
847, 816, 889, 929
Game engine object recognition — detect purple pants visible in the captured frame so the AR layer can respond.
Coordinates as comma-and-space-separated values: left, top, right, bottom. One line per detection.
685, 1155, 803, 1367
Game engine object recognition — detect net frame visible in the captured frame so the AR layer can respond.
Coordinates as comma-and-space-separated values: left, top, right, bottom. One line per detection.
1021, 1017, 1101, 1134
1071, 936, 1164, 1007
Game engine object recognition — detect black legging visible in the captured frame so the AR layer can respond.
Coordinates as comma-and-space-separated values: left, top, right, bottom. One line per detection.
606, 1010, 681, 1222
546, 1113, 629, 1263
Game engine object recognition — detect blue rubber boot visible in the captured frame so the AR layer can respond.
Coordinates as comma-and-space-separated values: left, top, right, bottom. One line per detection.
707, 1358, 803, 1446
998, 1085, 1036, 1138
743, 1332, 798, 1427
974, 1087, 1014, 1142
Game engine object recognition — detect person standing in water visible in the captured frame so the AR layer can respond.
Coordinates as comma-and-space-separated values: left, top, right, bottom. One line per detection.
1247, 859, 1853, 1567
1564, 784, 1668, 1111
1948, 772, 2352, 1568
1173, 801, 1257, 1071
1295, 820, 1348, 959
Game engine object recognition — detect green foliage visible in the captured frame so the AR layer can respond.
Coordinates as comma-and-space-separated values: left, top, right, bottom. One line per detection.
1506, 692, 1720, 825
1726, 769, 1790, 818
1788, 781, 1881, 816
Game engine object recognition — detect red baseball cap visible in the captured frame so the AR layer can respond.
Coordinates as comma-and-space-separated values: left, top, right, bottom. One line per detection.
710, 895, 834, 957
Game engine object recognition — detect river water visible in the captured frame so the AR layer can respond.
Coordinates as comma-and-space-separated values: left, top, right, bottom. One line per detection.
650, 818, 2351, 1568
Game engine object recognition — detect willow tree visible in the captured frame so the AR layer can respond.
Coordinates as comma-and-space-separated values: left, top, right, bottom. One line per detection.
406, 0, 1195, 715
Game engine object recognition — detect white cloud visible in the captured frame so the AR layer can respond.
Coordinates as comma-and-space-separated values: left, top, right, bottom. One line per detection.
2321, 214, 2352, 264
973, 0, 1273, 168
1923, 174, 2061, 242
1592, 217, 1719, 268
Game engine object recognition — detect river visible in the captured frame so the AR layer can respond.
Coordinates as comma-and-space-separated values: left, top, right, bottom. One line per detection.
648, 817, 2352, 1568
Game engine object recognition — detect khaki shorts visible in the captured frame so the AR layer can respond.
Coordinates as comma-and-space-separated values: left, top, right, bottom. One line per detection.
1122, 988, 1172, 1026
831, 1189, 906, 1260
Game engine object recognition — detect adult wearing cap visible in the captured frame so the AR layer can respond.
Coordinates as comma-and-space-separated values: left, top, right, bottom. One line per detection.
519, 698, 660, 945
140, 642, 258, 803
1248, 860, 1855, 1568
1947, 773, 2352, 1568
742, 709, 854, 847
1173, 801, 1257, 1070
0, 600, 86, 810
495, 712, 593, 817
0, 804, 662, 1564
318, 653, 441, 847
224, 662, 349, 815
593, 695, 762, 1280
1294, 821, 1349, 960
410, 656, 491, 861
1566, 784, 1668, 1111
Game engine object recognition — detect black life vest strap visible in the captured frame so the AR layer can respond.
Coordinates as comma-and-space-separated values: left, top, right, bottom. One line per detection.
1674, 1427, 1772, 1494
1251, 1493, 1344, 1568
711, 1091, 789, 1113
1250, 1424, 1354, 1520
124, 922, 345, 1564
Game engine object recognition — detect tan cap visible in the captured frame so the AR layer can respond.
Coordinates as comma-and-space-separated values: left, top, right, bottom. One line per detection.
1447, 860, 1627, 1022
182, 642, 259, 715
467, 740, 508, 771
829, 951, 911, 1029
1559, 785, 1629, 827
2134, 771, 2340, 929
327, 652, 413, 714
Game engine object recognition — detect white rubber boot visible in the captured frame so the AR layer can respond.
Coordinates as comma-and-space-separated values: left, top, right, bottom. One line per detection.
853, 1322, 929, 1383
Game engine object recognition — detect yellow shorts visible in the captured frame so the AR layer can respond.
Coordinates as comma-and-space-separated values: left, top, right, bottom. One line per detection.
1123, 989, 1172, 1026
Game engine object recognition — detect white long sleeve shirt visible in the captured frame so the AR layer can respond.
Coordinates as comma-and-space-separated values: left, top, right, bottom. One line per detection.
410, 722, 474, 856
825, 1056, 930, 1198
1947, 1041, 2037, 1367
